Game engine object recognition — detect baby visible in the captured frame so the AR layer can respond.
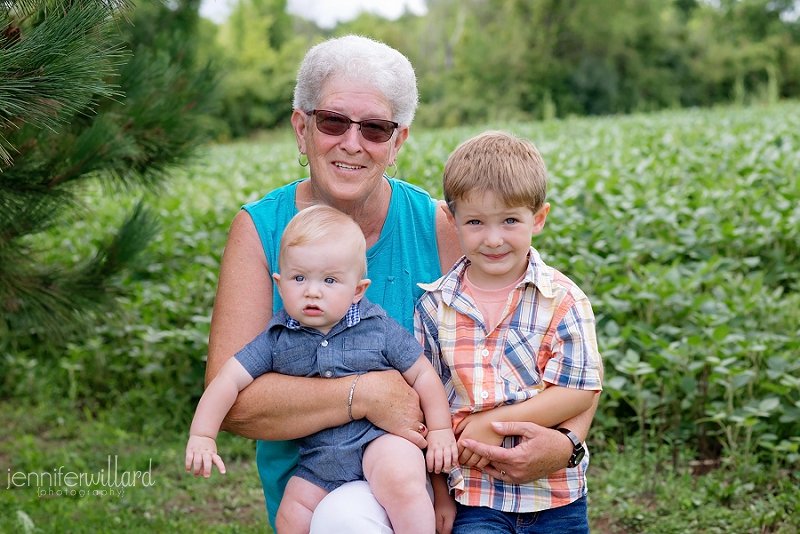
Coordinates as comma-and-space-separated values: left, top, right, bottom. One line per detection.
185, 204, 457, 534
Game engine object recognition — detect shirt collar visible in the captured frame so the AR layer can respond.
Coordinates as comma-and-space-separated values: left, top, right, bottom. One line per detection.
418, 246, 556, 303
284, 301, 363, 331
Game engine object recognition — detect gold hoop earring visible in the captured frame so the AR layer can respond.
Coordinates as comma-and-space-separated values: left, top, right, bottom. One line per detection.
298, 153, 309, 167
386, 162, 397, 178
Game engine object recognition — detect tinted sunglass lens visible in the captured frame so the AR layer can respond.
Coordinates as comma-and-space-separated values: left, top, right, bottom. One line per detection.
316, 112, 350, 136
361, 121, 394, 142
312, 110, 396, 142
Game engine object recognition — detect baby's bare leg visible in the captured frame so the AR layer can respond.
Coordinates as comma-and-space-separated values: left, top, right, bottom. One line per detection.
275, 476, 329, 534
363, 434, 434, 534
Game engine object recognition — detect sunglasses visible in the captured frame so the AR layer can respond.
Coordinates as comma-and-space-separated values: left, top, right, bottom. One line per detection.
308, 109, 399, 143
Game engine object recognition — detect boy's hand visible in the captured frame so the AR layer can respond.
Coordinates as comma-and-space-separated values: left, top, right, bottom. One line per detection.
185, 435, 227, 478
455, 412, 504, 469
425, 428, 459, 474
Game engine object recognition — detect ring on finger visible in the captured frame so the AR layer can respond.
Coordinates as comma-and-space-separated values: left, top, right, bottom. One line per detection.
418, 423, 426, 433
500, 470, 506, 478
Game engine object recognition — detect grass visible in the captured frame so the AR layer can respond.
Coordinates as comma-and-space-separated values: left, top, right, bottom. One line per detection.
2, 399, 798, 533
588, 448, 800, 533
0, 400, 270, 534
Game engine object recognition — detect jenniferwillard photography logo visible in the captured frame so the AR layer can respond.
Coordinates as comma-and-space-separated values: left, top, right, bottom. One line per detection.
6, 456, 154, 498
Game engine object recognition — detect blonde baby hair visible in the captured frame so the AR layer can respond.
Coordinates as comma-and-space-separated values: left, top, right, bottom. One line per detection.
279, 205, 368, 278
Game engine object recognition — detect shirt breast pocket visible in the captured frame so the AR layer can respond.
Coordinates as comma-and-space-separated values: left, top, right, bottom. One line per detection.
272, 345, 315, 377
342, 336, 387, 374
501, 329, 545, 390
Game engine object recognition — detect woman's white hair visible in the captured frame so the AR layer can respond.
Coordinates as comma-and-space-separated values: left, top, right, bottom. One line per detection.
293, 35, 418, 126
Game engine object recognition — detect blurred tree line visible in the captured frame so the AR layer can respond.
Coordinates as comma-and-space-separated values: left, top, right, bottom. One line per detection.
196, 0, 800, 136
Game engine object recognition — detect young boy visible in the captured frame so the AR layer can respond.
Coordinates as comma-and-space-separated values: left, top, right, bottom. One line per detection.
186, 205, 458, 534
414, 131, 603, 534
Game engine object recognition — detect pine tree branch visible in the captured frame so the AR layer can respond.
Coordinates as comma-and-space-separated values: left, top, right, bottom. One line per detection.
1, 0, 216, 345
0, 0, 128, 165
0, 188, 77, 243
0, 200, 157, 339
2, 47, 217, 187
1, 1, 132, 18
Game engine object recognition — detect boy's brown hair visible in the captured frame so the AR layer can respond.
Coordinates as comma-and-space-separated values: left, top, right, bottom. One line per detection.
279, 205, 368, 278
443, 130, 547, 215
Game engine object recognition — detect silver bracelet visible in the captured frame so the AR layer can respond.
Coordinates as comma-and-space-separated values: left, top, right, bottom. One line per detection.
347, 374, 361, 421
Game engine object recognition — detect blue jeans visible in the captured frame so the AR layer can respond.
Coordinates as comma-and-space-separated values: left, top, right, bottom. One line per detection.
452, 496, 590, 534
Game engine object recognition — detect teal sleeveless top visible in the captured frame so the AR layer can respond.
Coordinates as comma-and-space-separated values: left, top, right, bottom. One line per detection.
242, 177, 442, 529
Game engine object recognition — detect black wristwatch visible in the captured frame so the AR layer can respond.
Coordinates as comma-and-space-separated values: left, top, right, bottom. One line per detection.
556, 428, 585, 468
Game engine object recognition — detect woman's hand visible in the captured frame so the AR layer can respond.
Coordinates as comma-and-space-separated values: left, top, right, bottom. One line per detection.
459, 421, 573, 483
353, 370, 427, 449
425, 429, 459, 474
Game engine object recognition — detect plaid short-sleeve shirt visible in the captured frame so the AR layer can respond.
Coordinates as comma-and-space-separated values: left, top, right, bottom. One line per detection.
414, 247, 603, 513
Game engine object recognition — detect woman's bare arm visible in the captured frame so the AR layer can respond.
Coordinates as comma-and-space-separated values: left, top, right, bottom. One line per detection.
206, 210, 425, 446
435, 200, 463, 271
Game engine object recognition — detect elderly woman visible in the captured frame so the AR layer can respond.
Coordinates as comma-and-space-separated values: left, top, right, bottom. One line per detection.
206, 35, 598, 533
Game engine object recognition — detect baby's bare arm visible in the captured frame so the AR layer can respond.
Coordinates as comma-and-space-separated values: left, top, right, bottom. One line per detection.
191, 358, 254, 439
402, 356, 453, 432
403, 356, 458, 472
186, 358, 253, 477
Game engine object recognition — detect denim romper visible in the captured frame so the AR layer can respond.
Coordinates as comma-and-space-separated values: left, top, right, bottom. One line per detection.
235, 298, 423, 491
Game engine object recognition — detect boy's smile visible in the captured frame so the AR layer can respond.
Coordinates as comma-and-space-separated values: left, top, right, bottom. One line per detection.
448, 191, 549, 290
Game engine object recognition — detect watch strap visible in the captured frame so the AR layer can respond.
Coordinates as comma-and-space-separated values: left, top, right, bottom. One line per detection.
555, 427, 584, 468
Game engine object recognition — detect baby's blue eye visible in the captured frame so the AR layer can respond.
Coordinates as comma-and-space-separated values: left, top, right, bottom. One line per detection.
324, 277, 336, 284
293, 275, 305, 282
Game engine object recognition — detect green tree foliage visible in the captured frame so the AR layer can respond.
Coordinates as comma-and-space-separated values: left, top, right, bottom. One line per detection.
0, 0, 217, 344
338, 0, 678, 124
688, 0, 800, 106
207, 0, 800, 132
212, 0, 308, 137
440, 0, 800, 121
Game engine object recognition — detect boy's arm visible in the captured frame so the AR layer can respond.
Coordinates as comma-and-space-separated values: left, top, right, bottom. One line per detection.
462, 384, 597, 432
458, 292, 603, 467
402, 356, 458, 474
186, 357, 254, 477
460, 332, 604, 476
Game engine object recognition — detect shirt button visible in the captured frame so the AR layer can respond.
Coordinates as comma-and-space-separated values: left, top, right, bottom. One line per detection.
481, 349, 490, 357
481, 390, 489, 399
321, 340, 328, 347
324, 370, 333, 378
